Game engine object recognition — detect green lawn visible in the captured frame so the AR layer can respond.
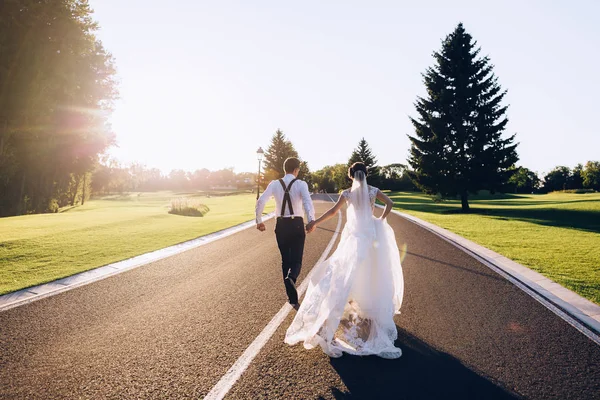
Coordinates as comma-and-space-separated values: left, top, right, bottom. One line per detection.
0, 192, 273, 295
387, 191, 600, 305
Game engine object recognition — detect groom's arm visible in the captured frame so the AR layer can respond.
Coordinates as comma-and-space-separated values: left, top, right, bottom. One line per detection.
300, 181, 315, 224
255, 180, 275, 228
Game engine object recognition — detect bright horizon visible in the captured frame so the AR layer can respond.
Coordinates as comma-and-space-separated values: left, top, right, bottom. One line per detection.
91, 0, 600, 176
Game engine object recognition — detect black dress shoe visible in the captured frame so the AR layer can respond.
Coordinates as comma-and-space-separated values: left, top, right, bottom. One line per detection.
284, 277, 298, 305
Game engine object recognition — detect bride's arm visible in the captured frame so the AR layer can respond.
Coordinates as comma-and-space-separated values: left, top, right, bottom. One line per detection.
307, 195, 345, 232
376, 189, 394, 219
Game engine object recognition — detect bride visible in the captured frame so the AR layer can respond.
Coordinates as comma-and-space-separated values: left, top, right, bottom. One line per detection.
284, 162, 404, 359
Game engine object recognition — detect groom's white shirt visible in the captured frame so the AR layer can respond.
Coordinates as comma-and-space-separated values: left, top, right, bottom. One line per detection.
255, 174, 315, 224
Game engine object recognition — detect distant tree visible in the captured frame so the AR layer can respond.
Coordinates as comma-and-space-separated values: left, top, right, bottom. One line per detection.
141, 168, 165, 192
90, 158, 130, 194
507, 166, 541, 193
128, 163, 146, 191
235, 171, 256, 190
299, 161, 313, 190
189, 168, 211, 190
311, 164, 349, 193
380, 164, 417, 191
169, 170, 189, 190
263, 129, 299, 181
582, 161, 600, 191
543, 166, 571, 192
311, 166, 337, 193
91, 164, 111, 194
348, 138, 380, 184
208, 168, 235, 188
332, 164, 350, 191
569, 163, 584, 189
380, 164, 406, 181
407, 23, 518, 211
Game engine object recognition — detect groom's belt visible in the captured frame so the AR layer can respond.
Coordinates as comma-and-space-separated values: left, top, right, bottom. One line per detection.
276, 216, 303, 220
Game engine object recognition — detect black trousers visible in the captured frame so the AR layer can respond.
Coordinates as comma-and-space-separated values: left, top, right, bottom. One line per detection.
275, 217, 306, 304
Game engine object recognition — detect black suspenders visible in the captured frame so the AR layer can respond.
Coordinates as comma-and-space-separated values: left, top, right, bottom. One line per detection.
278, 178, 298, 217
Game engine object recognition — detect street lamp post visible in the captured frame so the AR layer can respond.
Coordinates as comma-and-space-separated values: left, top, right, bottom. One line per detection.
256, 147, 264, 200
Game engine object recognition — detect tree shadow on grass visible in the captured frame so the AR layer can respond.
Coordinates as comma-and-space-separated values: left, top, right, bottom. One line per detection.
446, 208, 600, 234
322, 328, 521, 400
472, 198, 600, 207
390, 195, 600, 234
58, 205, 79, 213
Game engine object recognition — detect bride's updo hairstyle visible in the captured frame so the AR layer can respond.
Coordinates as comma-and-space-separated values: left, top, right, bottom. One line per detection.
348, 162, 368, 179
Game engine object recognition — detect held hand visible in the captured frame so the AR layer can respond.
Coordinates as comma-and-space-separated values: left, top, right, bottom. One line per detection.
256, 223, 266, 232
306, 221, 317, 233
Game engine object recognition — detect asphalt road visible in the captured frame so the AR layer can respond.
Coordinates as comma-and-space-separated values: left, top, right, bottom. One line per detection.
1, 198, 599, 399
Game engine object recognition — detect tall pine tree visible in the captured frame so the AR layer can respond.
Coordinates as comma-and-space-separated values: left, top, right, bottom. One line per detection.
348, 137, 380, 183
408, 23, 518, 211
263, 129, 300, 184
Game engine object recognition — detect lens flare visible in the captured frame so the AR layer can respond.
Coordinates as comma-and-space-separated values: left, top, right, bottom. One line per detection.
58, 105, 107, 117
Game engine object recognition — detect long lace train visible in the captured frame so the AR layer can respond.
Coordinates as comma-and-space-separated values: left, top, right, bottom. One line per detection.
284, 179, 404, 358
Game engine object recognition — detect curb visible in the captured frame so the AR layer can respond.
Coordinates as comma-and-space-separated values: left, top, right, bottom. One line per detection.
0, 213, 276, 313
389, 208, 600, 345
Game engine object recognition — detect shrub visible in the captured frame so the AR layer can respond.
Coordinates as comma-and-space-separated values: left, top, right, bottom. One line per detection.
431, 193, 446, 203
47, 199, 59, 213
169, 198, 210, 217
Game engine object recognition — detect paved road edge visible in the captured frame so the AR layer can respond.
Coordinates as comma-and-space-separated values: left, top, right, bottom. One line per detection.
0, 213, 276, 313
391, 208, 600, 344
204, 196, 343, 400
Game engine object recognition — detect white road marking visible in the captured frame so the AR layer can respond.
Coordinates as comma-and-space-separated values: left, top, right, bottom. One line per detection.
204, 197, 342, 400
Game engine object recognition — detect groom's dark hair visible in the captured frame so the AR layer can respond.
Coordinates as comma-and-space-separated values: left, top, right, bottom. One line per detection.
284, 157, 301, 174
348, 162, 368, 179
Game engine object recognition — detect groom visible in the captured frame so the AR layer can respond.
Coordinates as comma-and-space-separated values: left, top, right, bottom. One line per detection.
255, 157, 316, 307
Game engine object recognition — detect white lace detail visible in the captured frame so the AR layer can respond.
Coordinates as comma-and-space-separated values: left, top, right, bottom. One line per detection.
341, 185, 378, 207
285, 177, 404, 359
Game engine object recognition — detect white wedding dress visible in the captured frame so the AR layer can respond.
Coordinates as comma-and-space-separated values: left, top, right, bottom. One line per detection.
284, 171, 404, 359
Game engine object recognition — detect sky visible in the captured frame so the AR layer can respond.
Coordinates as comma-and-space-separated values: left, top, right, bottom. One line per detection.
90, 0, 600, 176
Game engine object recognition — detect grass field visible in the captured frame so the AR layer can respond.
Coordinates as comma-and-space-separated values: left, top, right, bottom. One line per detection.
387, 191, 600, 305
3, 190, 598, 305
0, 192, 274, 295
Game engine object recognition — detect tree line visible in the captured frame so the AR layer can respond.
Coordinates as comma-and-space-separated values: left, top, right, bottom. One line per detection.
2, 10, 597, 218
309, 138, 416, 193
260, 129, 599, 196
259, 129, 416, 193
0, 0, 117, 216
90, 159, 258, 195
527, 163, 600, 193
